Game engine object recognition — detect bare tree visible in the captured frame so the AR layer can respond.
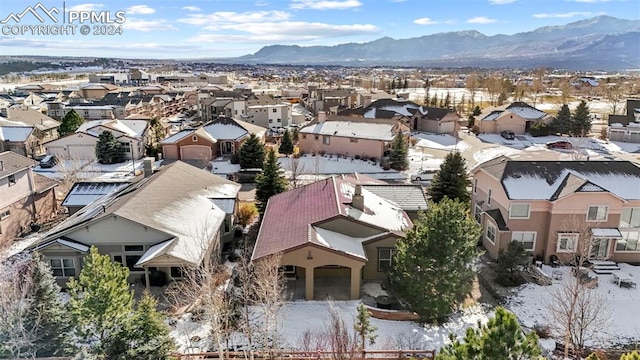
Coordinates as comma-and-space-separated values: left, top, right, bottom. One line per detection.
55, 155, 90, 209
604, 85, 624, 115
465, 73, 479, 107
326, 302, 358, 360
283, 156, 308, 189
484, 76, 502, 106
545, 218, 611, 358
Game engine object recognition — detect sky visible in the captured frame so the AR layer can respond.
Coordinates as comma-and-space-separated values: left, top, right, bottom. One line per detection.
0, 0, 637, 59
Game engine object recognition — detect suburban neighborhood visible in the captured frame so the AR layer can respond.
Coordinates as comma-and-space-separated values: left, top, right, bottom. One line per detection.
1, 3, 640, 359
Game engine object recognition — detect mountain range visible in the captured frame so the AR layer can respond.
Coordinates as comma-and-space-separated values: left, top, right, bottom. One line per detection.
223, 16, 640, 70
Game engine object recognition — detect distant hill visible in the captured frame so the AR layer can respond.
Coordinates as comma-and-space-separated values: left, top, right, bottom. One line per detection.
225, 16, 640, 70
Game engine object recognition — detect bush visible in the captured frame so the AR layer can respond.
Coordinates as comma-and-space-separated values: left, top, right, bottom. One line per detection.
496, 242, 529, 286
236, 203, 258, 228
355, 154, 361, 160
533, 323, 552, 339
529, 122, 550, 137
230, 153, 240, 164
409, 137, 418, 146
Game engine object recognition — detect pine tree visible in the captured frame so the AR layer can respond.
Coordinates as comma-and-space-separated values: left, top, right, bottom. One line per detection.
238, 133, 266, 169
571, 100, 591, 137
428, 151, 470, 204
59, 109, 84, 136
255, 149, 287, 213
279, 129, 294, 156
68, 247, 133, 352
444, 92, 451, 109
291, 127, 299, 141
104, 290, 174, 360
436, 307, 541, 360
354, 303, 377, 351
391, 198, 481, 323
552, 104, 572, 135
430, 93, 438, 107
391, 79, 396, 90
95, 130, 126, 164
472, 106, 482, 117
25, 254, 74, 357
388, 131, 409, 171
467, 114, 475, 128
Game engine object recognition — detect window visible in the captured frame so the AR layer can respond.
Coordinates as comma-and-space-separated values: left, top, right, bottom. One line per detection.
509, 203, 530, 219
473, 179, 477, 194
192, 135, 198, 142
474, 204, 482, 223
616, 231, 640, 252
8, 174, 16, 186
272, 108, 277, 113
511, 231, 536, 251
377, 248, 395, 272
50, 258, 75, 277
486, 223, 496, 244
302, 134, 307, 139
170, 267, 184, 278
314, 135, 319, 141
277, 119, 281, 123
0, 210, 10, 220
350, 138, 358, 143
587, 205, 608, 221
121, 142, 131, 153
84, 110, 89, 117
224, 216, 231, 234
322, 136, 330, 145
557, 233, 578, 252
269, 119, 273, 123
113, 255, 123, 265
487, 189, 492, 206
124, 245, 144, 271
620, 208, 640, 228
124, 245, 144, 251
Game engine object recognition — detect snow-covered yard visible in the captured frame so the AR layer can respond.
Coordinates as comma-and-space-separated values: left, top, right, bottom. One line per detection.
279, 154, 403, 179
412, 132, 470, 152
506, 263, 640, 347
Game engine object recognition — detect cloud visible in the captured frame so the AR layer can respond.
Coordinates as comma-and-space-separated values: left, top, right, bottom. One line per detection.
467, 16, 498, 24
488, 0, 516, 4
182, 6, 201, 12
68, 3, 104, 12
178, 10, 291, 26
126, 5, 156, 15
289, 0, 362, 10
123, 18, 176, 31
533, 11, 595, 18
413, 17, 439, 25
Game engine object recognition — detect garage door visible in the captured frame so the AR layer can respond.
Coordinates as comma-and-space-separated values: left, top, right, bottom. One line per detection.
629, 132, 640, 143
608, 131, 624, 142
67, 145, 96, 160
162, 145, 178, 160
180, 145, 212, 161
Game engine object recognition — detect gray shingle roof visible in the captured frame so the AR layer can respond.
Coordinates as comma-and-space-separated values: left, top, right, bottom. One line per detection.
0, 151, 35, 179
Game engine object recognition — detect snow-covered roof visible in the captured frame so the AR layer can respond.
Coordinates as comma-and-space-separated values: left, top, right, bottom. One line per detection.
210, 198, 236, 214
590, 228, 623, 238
34, 237, 90, 253
311, 226, 370, 260
77, 119, 143, 138
0, 126, 33, 141
203, 122, 247, 140
300, 121, 396, 141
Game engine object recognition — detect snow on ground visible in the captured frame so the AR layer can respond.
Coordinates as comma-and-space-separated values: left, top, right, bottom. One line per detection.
600, 140, 640, 154
34, 159, 148, 181
171, 314, 214, 353
210, 159, 240, 175
408, 147, 444, 175
506, 263, 640, 347
412, 132, 470, 152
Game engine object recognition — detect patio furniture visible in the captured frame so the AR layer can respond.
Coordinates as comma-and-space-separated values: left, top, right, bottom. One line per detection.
613, 273, 637, 289
549, 255, 561, 268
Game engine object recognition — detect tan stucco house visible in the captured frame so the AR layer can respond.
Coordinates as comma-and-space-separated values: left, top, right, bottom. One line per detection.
472, 157, 640, 264
28, 161, 240, 288
252, 176, 413, 300
477, 101, 553, 135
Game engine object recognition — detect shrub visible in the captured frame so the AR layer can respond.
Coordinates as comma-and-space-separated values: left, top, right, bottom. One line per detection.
236, 203, 258, 228
495, 242, 529, 286
529, 122, 550, 137
533, 323, 552, 339
409, 137, 418, 146
355, 154, 361, 160
230, 153, 240, 164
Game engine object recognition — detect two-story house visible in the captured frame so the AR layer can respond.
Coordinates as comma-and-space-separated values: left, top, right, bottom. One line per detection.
472, 157, 640, 264
0, 151, 58, 246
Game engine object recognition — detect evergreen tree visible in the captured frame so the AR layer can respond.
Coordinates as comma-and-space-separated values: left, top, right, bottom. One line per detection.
238, 133, 266, 169
436, 307, 541, 360
291, 127, 299, 141
95, 130, 126, 164
354, 303, 377, 351
472, 105, 482, 117
26, 254, 74, 357
388, 131, 409, 171
104, 290, 174, 360
552, 104, 572, 135
571, 100, 591, 137
279, 129, 294, 156
59, 109, 84, 136
391, 79, 396, 90
255, 149, 287, 213
430, 93, 438, 107
402, 78, 408, 89
68, 247, 133, 353
444, 91, 451, 109
428, 151, 470, 204
467, 113, 475, 128
391, 198, 481, 323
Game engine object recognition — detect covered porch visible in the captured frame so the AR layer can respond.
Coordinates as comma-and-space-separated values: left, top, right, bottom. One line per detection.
590, 228, 623, 260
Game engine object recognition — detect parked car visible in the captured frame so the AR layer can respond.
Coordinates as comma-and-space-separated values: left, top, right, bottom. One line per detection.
546, 140, 573, 150
500, 130, 515, 140
410, 169, 438, 182
39, 155, 59, 168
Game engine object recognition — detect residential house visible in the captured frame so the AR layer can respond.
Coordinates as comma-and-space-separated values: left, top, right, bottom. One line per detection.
6, 106, 60, 142
245, 102, 292, 130
298, 113, 407, 160
161, 117, 266, 161
472, 157, 640, 264
0, 126, 36, 157
608, 99, 640, 143
477, 102, 553, 135
79, 83, 119, 100
88, 73, 132, 84
408, 106, 460, 134
29, 161, 241, 288
252, 176, 412, 300
47, 103, 116, 121
44, 119, 149, 161
0, 151, 58, 246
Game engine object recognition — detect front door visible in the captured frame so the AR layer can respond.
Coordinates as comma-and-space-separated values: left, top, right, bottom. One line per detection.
221, 141, 233, 155
590, 238, 609, 260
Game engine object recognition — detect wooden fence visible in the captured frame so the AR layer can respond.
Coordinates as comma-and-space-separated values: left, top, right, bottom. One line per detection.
172, 350, 436, 360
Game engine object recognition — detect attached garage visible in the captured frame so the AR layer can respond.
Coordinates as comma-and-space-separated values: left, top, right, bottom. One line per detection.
162, 145, 179, 160
180, 145, 212, 161
629, 131, 640, 143
67, 144, 96, 160
608, 130, 625, 142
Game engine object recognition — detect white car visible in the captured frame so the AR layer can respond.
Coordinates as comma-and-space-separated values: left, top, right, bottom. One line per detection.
410, 169, 438, 182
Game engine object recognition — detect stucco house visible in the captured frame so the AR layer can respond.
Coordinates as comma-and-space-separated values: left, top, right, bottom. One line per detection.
408, 106, 460, 134
0, 151, 58, 246
608, 99, 640, 143
477, 102, 552, 135
44, 119, 149, 161
472, 157, 640, 264
161, 117, 266, 161
29, 161, 241, 288
252, 176, 412, 300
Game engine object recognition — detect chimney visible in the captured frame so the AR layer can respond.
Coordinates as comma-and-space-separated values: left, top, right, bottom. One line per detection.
142, 157, 155, 177
352, 184, 364, 211
318, 111, 327, 123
